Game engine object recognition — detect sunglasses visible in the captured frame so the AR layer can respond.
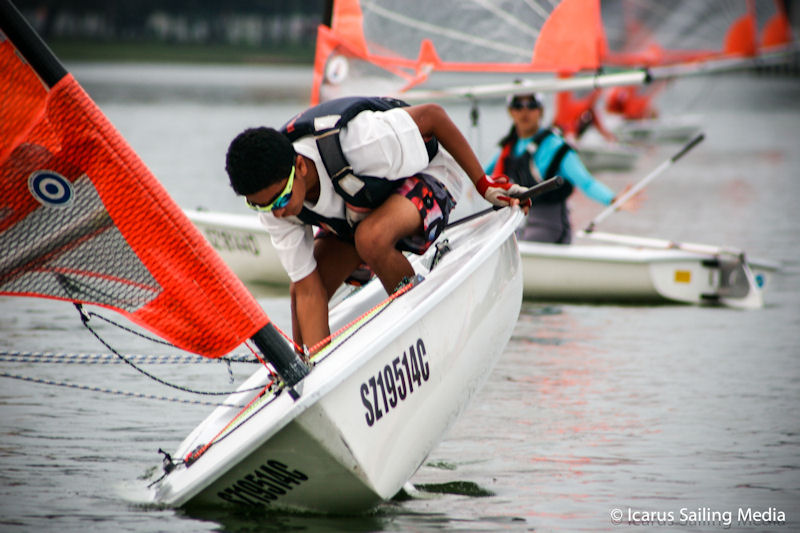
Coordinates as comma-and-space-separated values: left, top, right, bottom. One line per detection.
509, 99, 541, 110
245, 166, 295, 212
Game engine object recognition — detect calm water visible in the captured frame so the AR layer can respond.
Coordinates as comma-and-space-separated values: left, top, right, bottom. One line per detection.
1, 63, 799, 532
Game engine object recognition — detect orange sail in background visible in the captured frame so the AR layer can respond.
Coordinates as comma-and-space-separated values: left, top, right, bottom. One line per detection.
310, 0, 606, 104
1, 13, 269, 358
601, 0, 794, 68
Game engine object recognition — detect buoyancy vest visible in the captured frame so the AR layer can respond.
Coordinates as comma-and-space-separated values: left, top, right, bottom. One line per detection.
493, 127, 574, 204
280, 96, 439, 209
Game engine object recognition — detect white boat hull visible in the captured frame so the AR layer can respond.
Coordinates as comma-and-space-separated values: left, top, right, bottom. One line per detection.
185, 209, 289, 287
613, 116, 702, 144
185, 209, 774, 308
519, 240, 773, 308
576, 142, 639, 171
153, 208, 524, 512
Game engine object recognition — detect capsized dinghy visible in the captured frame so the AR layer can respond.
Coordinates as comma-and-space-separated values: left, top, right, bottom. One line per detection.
151, 206, 524, 512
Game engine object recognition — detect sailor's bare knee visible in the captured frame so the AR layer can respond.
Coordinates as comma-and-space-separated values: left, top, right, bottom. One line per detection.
355, 222, 392, 262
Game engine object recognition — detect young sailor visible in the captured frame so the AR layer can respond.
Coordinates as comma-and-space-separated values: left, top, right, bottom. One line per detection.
485, 92, 636, 244
225, 96, 526, 353
605, 84, 662, 120
552, 81, 616, 143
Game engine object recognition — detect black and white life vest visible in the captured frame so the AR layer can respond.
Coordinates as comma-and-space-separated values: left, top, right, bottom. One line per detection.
280, 96, 438, 208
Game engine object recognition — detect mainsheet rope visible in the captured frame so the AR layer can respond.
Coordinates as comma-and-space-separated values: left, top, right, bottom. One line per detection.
180, 279, 420, 466
73, 304, 271, 397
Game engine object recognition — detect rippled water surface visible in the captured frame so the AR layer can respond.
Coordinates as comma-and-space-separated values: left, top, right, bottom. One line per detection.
1, 64, 799, 532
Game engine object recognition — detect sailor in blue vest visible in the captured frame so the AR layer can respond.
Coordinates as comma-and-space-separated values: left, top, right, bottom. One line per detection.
225, 96, 527, 353
485, 92, 630, 244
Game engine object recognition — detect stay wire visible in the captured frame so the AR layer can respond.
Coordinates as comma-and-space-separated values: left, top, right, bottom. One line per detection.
73, 303, 271, 397
0, 371, 245, 408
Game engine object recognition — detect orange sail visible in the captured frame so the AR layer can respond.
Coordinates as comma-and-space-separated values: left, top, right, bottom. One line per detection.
1, 6, 270, 359
601, 0, 794, 68
310, 0, 606, 104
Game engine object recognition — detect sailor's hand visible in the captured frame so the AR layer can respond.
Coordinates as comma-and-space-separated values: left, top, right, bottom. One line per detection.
477, 174, 527, 208
613, 184, 645, 212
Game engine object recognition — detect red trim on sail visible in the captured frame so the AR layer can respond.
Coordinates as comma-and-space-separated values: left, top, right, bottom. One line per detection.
0, 38, 48, 173
331, 0, 369, 56
310, 25, 338, 105
724, 13, 757, 57
761, 0, 792, 48
532, 0, 602, 73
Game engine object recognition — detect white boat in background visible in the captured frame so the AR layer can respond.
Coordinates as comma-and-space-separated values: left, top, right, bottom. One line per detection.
519, 237, 776, 309
613, 115, 703, 145
185, 209, 289, 287
151, 207, 524, 512
576, 141, 639, 171
186, 208, 776, 309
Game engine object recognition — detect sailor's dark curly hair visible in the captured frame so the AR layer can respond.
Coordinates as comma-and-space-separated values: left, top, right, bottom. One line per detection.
225, 127, 296, 196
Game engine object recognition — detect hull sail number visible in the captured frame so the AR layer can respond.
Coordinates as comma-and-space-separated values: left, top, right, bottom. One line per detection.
360, 338, 429, 426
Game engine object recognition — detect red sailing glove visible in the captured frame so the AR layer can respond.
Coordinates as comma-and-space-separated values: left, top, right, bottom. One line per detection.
477, 174, 528, 208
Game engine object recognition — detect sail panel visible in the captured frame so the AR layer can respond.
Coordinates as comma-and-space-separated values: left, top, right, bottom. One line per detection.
1, 29, 268, 357
313, 0, 605, 103
601, 0, 793, 67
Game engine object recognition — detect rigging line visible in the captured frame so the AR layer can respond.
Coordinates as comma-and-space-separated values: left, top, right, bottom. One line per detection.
468, 0, 542, 38
0, 351, 258, 365
183, 380, 276, 465
0, 371, 245, 408
533, 0, 557, 14
87, 309, 175, 347
75, 305, 266, 396
308, 278, 416, 365
361, 1, 533, 60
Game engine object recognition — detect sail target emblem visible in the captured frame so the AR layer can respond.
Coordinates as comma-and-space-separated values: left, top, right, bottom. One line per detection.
324, 55, 349, 85
28, 170, 74, 207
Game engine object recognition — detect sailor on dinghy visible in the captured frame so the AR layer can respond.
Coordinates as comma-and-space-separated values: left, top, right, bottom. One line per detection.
225, 96, 528, 355
553, 88, 617, 144
485, 92, 639, 244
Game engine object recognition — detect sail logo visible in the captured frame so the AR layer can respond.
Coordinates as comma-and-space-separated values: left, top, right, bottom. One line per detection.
28, 170, 74, 207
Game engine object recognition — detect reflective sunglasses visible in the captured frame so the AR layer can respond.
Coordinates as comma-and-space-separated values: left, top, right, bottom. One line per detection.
245, 166, 295, 212
509, 99, 541, 110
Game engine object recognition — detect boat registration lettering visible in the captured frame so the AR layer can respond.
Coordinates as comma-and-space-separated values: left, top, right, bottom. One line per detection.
204, 228, 260, 256
360, 338, 429, 427
216, 459, 308, 506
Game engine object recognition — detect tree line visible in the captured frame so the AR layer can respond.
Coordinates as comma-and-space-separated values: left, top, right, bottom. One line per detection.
16, 0, 330, 43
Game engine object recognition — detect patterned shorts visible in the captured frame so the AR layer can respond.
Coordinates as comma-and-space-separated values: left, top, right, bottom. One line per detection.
315, 174, 456, 255
393, 173, 456, 255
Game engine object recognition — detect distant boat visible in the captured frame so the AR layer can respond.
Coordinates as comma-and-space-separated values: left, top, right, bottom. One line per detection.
612, 115, 703, 145
576, 141, 639, 171
185, 209, 777, 309
519, 237, 776, 309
